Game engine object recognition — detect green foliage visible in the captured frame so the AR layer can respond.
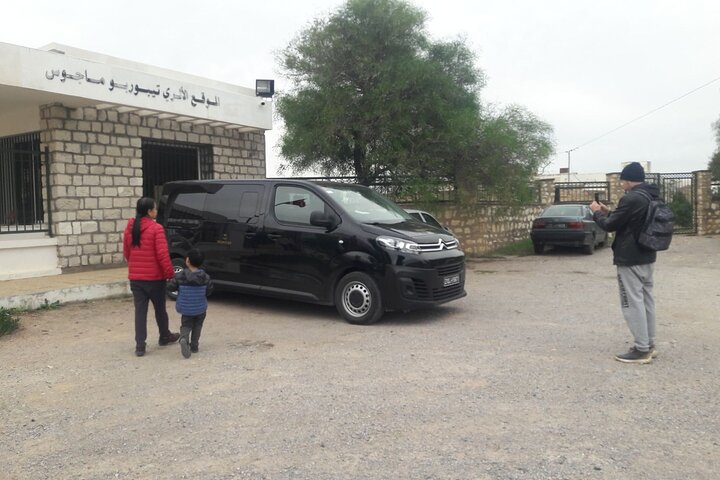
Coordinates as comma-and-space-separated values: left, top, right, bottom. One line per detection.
668, 192, 693, 228
276, 0, 554, 199
38, 299, 61, 310
482, 238, 534, 257
0, 307, 20, 337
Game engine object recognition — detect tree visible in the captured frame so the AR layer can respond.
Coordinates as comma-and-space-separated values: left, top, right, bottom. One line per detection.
276, 0, 554, 198
708, 116, 720, 180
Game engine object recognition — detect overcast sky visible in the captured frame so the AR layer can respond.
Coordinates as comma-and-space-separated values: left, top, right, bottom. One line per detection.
3, 0, 719, 177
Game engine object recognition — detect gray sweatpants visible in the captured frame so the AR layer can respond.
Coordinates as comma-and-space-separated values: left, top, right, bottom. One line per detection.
616, 264, 656, 351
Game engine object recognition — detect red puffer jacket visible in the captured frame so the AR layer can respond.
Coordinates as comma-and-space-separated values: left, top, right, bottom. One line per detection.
123, 217, 174, 281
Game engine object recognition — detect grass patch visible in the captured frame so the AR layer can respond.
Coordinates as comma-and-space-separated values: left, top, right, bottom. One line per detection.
484, 238, 535, 257
0, 307, 20, 337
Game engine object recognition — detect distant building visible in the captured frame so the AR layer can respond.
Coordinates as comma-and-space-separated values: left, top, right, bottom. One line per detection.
538, 161, 652, 183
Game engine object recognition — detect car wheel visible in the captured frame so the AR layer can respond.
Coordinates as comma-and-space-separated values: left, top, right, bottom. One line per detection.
335, 272, 383, 325
166, 257, 185, 301
583, 237, 595, 255
533, 243, 544, 254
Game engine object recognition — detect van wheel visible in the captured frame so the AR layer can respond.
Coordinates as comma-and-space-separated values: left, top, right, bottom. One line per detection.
335, 272, 383, 325
166, 258, 185, 301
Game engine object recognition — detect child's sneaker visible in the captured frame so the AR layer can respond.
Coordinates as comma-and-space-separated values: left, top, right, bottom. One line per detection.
179, 337, 191, 358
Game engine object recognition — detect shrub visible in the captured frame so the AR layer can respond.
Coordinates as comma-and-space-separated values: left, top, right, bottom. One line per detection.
668, 192, 693, 228
0, 307, 20, 337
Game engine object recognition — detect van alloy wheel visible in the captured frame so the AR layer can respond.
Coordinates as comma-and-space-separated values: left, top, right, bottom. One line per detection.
166, 257, 185, 301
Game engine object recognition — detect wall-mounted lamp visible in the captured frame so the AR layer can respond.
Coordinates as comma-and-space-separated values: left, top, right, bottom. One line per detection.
255, 79, 275, 98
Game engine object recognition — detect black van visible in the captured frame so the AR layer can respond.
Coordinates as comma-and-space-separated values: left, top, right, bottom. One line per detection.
160, 179, 465, 324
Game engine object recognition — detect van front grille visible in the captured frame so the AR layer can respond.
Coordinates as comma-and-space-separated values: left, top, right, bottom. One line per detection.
417, 239, 458, 252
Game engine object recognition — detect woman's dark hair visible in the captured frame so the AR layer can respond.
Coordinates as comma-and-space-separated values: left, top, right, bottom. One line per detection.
131, 197, 156, 247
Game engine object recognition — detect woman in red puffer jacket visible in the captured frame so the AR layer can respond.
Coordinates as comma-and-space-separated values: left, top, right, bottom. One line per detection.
123, 197, 179, 357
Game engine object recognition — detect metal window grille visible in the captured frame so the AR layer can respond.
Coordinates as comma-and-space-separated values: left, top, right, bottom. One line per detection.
0, 132, 47, 234
141, 138, 213, 200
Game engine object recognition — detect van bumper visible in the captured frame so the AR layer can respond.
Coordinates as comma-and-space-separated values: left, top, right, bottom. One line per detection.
380, 258, 466, 311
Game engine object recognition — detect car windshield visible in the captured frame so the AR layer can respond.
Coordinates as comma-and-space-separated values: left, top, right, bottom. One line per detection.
541, 205, 584, 217
321, 184, 412, 224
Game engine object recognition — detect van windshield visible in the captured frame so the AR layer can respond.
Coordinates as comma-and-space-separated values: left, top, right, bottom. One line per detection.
321, 184, 412, 224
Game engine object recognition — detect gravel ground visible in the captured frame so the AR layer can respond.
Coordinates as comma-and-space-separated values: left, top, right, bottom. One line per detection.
1, 235, 719, 480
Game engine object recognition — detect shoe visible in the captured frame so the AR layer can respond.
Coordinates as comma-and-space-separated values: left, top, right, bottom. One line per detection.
614, 347, 653, 364
180, 337, 191, 359
135, 343, 146, 357
190, 346, 199, 354
159, 332, 180, 346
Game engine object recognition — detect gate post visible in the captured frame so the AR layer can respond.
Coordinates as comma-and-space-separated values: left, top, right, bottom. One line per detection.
535, 178, 555, 205
606, 172, 622, 206
693, 170, 711, 235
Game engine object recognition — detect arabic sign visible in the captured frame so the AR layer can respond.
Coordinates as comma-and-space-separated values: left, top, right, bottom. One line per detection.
44, 68, 220, 108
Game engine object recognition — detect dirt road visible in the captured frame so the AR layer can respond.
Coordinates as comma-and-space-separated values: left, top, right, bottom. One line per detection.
1, 235, 719, 479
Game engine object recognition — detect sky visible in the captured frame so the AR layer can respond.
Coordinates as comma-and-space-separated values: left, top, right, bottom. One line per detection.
3, 0, 719, 178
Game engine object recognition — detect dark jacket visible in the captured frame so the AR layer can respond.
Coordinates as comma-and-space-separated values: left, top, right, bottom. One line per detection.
593, 183, 659, 266
123, 217, 174, 281
167, 268, 214, 316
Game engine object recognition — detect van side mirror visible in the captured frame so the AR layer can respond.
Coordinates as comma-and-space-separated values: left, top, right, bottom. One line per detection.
310, 210, 338, 230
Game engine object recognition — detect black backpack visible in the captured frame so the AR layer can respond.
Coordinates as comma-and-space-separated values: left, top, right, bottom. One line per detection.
635, 189, 674, 251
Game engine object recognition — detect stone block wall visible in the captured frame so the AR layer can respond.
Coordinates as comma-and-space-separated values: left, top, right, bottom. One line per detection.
413, 170, 719, 256
39, 103, 266, 270
404, 203, 545, 256
695, 170, 720, 235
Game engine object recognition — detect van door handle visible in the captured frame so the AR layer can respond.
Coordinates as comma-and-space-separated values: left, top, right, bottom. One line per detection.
266, 233, 282, 240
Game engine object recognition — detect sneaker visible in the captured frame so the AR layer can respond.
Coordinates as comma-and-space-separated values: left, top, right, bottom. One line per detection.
135, 343, 146, 357
179, 337, 191, 359
159, 332, 180, 346
190, 346, 199, 354
614, 347, 653, 364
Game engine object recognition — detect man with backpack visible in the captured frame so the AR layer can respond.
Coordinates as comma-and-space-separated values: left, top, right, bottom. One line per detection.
590, 162, 667, 364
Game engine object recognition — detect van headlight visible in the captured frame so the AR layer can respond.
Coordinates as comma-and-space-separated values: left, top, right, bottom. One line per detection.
377, 236, 421, 254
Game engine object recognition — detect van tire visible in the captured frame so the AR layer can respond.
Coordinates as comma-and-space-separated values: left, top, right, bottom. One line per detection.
166, 257, 185, 301
335, 272, 383, 325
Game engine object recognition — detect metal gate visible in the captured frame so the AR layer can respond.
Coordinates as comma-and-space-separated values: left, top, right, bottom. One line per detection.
646, 173, 695, 234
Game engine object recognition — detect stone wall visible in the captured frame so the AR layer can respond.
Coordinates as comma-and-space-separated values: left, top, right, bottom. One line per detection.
412, 169, 719, 256
695, 170, 720, 235
426, 203, 545, 255
39, 103, 266, 270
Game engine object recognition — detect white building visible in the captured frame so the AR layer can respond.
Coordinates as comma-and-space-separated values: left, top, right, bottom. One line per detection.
0, 42, 272, 280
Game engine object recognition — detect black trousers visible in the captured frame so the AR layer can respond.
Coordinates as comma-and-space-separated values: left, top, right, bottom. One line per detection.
180, 313, 206, 349
130, 280, 171, 345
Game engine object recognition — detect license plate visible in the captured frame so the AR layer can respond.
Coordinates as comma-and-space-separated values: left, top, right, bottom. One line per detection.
554, 223, 566, 228
443, 274, 460, 287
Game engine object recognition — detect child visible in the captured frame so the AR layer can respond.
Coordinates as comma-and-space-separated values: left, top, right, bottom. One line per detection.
167, 249, 213, 358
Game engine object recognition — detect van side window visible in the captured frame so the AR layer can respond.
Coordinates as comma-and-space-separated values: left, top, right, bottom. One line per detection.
168, 192, 206, 227
238, 192, 260, 223
204, 185, 262, 223
273, 186, 325, 226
